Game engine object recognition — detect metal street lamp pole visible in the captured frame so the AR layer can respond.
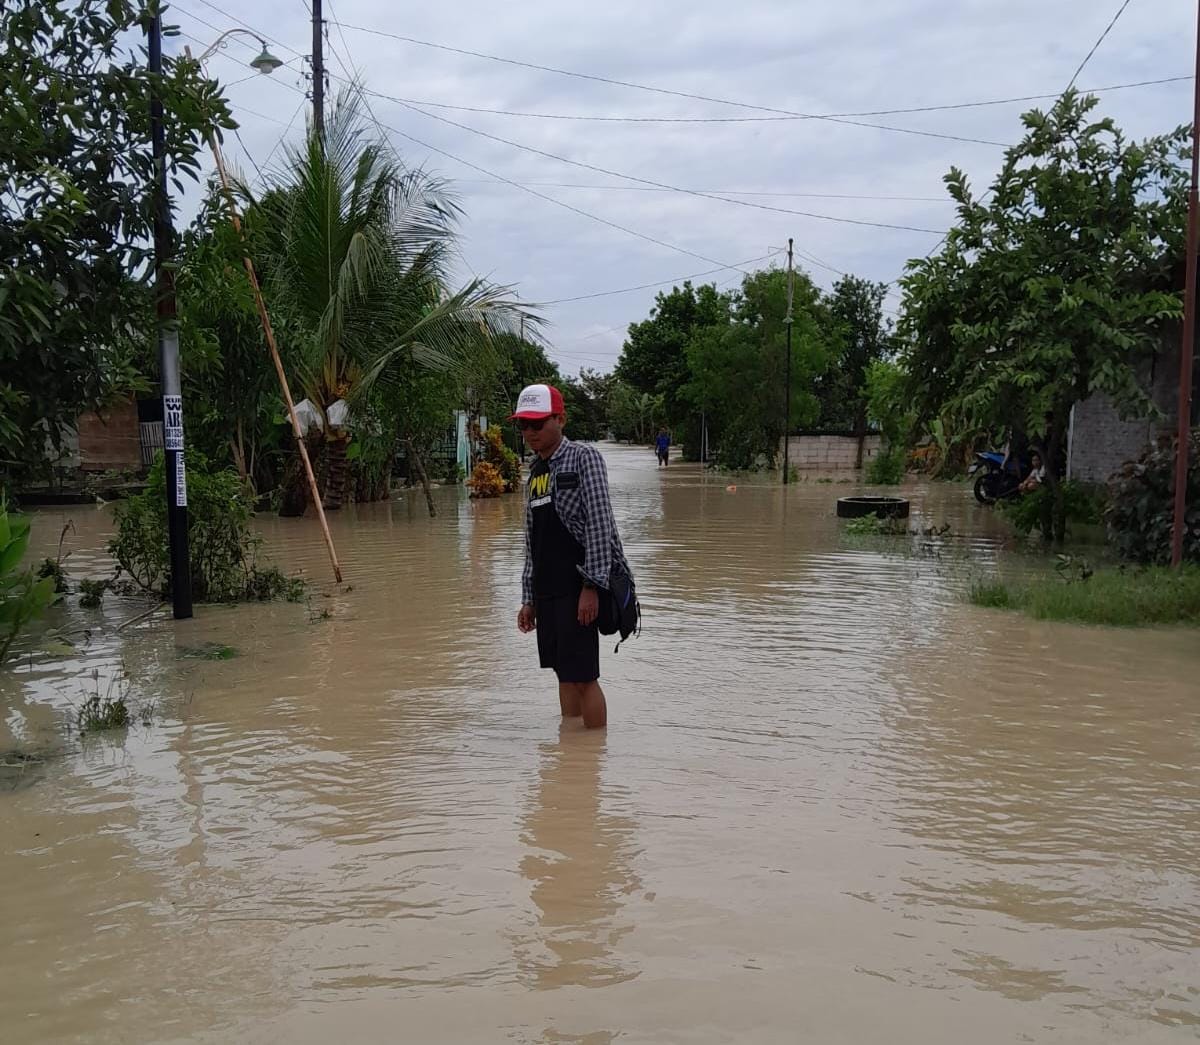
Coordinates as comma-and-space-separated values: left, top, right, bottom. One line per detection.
148, 10, 191, 620
148, 19, 284, 620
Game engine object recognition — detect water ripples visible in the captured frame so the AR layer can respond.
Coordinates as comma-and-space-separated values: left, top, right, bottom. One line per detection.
1, 446, 1197, 1042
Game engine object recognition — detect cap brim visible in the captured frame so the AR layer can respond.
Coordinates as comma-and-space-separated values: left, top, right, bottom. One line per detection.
510, 410, 554, 420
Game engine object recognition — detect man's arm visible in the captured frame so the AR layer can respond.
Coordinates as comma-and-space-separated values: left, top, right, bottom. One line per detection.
577, 446, 616, 588
521, 491, 535, 606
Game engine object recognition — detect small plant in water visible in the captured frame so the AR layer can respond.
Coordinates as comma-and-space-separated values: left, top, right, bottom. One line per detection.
1054, 554, 1094, 584
74, 670, 157, 735
78, 578, 109, 608
77, 692, 130, 733
36, 557, 69, 594
844, 515, 907, 536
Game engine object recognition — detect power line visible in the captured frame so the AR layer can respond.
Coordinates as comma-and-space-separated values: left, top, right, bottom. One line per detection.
367, 116, 759, 270
540, 251, 782, 304
372, 93, 948, 235
346, 74, 1189, 126
232, 124, 263, 179
184, 0, 306, 57
225, 55, 303, 89
895, 0, 1142, 292
211, 52, 767, 274
176, 5, 768, 275
330, 21, 1013, 146
453, 179, 954, 202
1067, 0, 1137, 91
258, 96, 308, 181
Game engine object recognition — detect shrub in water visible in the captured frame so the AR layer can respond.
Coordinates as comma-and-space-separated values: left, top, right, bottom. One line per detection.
78, 579, 109, 608
483, 427, 521, 492
467, 461, 505, 499
1105, 430, 1200, 564
110, 450, 304, 603
866, 445, 905, 485
999, 480, 1106, 538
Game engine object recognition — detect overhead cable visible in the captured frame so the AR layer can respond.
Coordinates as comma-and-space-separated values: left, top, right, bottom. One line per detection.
351, 74, 1188, 126
540, 251, 782, 304
374, 94, 947, 235
330, 22, 1008, 146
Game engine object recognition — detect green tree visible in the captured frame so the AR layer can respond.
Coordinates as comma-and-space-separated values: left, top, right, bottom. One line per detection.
481, 334, 561, 449
899, 92, 1188, 540
256, 90, 524, 511
177, 191, 284, 493
609, 381, 663, 443
560, 368, 611, 441
815, 275, 892, 465
0, 0, 233, 483
684, 268, 830, 469
616, 281, 728, 453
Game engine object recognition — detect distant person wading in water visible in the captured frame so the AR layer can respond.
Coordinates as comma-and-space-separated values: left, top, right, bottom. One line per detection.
514, 384, 633, 729
655, 428, 671, 467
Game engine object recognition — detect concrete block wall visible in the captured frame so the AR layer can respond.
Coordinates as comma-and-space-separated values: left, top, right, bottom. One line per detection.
1068, 394, 1161, 482
1068, 347, 1181, 483
782, 434, 882, 471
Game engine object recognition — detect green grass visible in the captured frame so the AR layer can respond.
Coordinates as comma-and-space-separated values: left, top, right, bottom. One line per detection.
969, 565, 1200, 626
77, 692, 129, 733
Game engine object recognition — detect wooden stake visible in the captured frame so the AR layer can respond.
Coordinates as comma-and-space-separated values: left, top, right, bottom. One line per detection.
190, 90, 343, 583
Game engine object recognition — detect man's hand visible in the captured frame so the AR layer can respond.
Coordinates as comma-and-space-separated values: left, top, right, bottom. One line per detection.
578, 586, 599, 626
517, 604, 536, 633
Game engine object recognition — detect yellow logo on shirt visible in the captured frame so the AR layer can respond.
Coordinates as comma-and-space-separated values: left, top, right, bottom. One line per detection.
530, 472, 550, 497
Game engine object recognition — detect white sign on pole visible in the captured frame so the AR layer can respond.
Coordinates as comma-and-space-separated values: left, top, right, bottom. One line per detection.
175, 452, 188, 508
163, 394, 184, 451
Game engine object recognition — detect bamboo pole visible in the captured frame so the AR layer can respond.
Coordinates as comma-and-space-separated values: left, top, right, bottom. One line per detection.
196, 114, 343, 583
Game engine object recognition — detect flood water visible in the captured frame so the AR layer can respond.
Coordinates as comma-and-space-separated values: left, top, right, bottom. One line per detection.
2, 442, 1198, 1044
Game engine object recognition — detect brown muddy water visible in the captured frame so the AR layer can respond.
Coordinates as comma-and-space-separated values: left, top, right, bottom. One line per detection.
1, 443, 1197, 1044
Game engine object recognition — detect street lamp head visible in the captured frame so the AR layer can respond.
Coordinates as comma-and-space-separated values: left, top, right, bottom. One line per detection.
249, 45, 283, 75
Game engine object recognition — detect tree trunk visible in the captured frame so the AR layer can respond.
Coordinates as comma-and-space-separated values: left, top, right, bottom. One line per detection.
1037, 409, 1070, 544
278, 447, 310, 517
853, 406, 867, 470
323, 430, 351, 511
405, 437, 436, 518
231, 417, 249, 486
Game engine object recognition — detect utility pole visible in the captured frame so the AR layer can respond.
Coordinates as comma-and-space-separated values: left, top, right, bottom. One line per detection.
782, 237, 794, 486
1171, 0, 1200, 568
148, 10, 193, 619
311, 0, 325, 143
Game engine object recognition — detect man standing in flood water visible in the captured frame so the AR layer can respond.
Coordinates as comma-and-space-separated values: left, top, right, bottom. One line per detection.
513, 384, 632, 729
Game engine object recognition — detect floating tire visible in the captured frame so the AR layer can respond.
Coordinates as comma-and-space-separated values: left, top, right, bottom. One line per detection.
836, 495, 910, 520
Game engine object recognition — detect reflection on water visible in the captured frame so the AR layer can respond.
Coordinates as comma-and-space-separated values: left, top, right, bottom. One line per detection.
517, 725, 639, 990
1, 444, 1197, 1044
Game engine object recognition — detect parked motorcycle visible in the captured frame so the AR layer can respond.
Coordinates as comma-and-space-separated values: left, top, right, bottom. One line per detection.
969, 451, 1024, 505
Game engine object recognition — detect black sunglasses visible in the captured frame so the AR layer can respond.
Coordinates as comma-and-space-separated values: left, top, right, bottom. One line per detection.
517, 417, 550, 431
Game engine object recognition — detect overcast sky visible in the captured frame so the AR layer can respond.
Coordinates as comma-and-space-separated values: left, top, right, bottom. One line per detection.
167, 0, 1195, 376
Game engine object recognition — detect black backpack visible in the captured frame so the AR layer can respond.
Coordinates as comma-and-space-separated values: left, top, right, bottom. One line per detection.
598, 569, 641, 651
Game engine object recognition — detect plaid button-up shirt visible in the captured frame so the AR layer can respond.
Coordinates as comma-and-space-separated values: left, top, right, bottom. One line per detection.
521, 438, 632, 606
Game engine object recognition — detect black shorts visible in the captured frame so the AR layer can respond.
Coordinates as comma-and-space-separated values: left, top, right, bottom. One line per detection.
536, 594, 600, 683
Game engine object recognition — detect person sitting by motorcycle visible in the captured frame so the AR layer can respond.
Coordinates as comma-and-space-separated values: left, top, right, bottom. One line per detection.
1019, 451, 1046, 494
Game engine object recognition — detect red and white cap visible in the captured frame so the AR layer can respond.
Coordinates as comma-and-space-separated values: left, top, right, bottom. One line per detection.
510, 383, 565, 420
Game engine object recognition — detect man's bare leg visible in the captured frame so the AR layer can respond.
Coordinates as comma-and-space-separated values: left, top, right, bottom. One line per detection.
558, 681, 582, 718
579, 681, 607, 730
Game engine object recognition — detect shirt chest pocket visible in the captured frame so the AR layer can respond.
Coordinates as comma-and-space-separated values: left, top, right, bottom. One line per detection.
553, 472, 585, 526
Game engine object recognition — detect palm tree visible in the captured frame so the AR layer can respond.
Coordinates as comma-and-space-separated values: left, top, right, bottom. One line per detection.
256, 89, 528, 510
